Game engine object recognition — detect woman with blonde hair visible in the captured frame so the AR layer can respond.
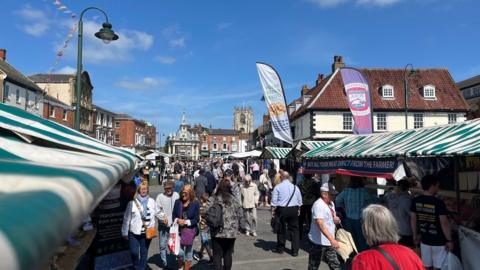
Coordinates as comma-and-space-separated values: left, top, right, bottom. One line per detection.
273, 172, 283, 187
351, 204, 423, 270
259, 169, 273, 207
122, 181, 162, 270
172, 184, 200, 270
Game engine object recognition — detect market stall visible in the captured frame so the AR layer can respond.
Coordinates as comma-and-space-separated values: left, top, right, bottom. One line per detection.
302, 119, 480, 269
0, 103, 140, 270
228, 150, 262, 159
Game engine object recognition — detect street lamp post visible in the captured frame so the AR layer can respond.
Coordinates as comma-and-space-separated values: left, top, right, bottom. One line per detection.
75, 7, 119, 131
403, 64, 418, 130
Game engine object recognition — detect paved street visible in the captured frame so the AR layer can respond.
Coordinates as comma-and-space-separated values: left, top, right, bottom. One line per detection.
148, 185, 328, 270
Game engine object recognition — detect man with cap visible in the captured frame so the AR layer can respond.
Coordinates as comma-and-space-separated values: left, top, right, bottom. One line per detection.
156, 181, 180, 268
307, 182, 341, 270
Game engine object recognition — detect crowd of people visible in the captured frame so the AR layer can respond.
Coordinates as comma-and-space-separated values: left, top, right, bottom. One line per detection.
122, 158, 457, 270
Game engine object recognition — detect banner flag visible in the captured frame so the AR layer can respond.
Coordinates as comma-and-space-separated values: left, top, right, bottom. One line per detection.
256, 63, 293, 145
340, 68, 373, 134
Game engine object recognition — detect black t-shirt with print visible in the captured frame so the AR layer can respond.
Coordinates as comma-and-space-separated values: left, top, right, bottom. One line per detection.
410, 195, 448, 246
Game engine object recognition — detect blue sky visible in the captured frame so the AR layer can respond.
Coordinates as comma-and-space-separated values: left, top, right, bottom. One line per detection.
1, 0, 479, 138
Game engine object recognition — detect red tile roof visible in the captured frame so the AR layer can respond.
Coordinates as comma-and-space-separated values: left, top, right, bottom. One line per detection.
291, 68, 469, 119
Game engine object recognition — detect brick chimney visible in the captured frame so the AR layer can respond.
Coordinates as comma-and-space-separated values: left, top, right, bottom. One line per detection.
331, 55, 345, 73
316, 74, 324, 86
0, 49, 6, 61
301, 85, 309, 96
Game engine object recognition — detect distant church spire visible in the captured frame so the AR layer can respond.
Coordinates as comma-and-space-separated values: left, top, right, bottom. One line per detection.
181, 109, 187, 125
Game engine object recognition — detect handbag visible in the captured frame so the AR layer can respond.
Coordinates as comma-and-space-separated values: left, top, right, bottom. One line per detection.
271, 186, 296, 234
179, 202, 196, 245
336, 225, 358, 262
133, 199, 157, 240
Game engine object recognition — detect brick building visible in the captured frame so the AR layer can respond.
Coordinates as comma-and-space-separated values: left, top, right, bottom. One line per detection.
208, 128, 240, 157
43, 95, 74, 128
114, 114, 156, 152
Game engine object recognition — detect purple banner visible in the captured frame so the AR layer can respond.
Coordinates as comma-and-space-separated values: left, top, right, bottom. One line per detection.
340, 68, 373, 134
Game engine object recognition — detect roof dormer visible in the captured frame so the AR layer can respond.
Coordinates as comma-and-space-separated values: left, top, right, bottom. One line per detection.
381, 84, 394, 99
423, 84, 436, 100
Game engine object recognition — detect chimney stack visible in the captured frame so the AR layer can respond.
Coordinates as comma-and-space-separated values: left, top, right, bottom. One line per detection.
331, 55, 345, 73
301, 85, 309, 96
0, 49, 6, 61
316, 74, 324, 86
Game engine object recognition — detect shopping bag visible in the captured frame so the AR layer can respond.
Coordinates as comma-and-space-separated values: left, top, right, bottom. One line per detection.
441, 252, 463, 270
336, 228, 358, 262
168, 221, 180, 255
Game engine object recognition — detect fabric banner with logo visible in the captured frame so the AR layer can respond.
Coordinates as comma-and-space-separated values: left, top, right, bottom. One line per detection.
256, 62, 293, 145
340, 68, 373, 134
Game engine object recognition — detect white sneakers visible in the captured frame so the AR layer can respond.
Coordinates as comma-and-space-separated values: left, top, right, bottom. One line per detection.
245, 231, 257, 237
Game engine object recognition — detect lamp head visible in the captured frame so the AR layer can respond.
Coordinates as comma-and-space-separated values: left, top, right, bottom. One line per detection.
95, 22, 119, 44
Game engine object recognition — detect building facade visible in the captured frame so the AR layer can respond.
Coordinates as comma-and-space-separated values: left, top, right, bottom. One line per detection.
114, 114, 156, 152
30, 72, 94, 134
93, 105, 115, 145
165, 113, 201, 160
288, 56, 470, 142
1, 49, 44, 117
457, 75, 480, 119
233, 106, 254, 133
43, 95, 74, 128
208, 129, 240, 157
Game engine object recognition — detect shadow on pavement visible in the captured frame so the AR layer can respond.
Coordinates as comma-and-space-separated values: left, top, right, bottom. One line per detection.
147, 254, 162, 268
253, 238, 277, 251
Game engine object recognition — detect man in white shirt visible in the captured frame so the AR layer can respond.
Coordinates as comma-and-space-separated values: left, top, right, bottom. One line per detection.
308, 182, 341, 270
156, 181, 179, 268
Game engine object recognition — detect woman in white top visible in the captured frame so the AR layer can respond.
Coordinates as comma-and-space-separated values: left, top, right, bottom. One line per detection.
122, 181, 163, 270
259, 169, 273, 207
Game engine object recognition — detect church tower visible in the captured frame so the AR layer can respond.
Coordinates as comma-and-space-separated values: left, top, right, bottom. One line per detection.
233, 106, 253, 133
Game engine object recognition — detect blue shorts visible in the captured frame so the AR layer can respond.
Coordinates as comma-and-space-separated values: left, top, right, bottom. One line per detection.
200, 230, 210, 245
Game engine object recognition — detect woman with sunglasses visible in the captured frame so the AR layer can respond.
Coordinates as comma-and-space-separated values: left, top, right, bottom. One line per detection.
172, 184, 200, 270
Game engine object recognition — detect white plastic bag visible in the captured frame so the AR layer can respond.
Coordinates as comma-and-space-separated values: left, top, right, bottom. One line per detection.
168, 220, 180, 255
441, 252, 463, 270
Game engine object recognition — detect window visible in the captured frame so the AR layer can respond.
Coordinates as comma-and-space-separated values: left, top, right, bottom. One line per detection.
63, 109, 68, 121
343, 113, 353, 130
114, 134, 120, 143
232, 143, 237, 152
34, 96, 39, 109
4, 85, 9, 101
213, 143, 217, 150
115, 121, 120, 128
223, 136, 226, 141
15, 89, 20, 104
414, 113, 424, 129
448, 113, 457, 124
377, 113, 387, 130
232, 137, 236, 142
49, 106, 55, 118
223, 143, 227, 150
423, 85, 436, 99
382, 85, 394, 98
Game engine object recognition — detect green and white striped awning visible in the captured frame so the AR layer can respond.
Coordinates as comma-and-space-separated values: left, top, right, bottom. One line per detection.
303, 119, 480, 159
298, 140, 331, 151
0, 103, 139, 270
260, 147, 292, 159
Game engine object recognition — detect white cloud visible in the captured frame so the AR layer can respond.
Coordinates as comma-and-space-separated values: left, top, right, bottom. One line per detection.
306, 0, 348, 7
217, 22, 232, 31
17, 5, 50, 37
116, 77, 169, 90
169, 37, 186, 48
64, 20, 154, 64
357, 0, 401, 6
55, 65, 76, 74
306, 0, 402, 7
162, 25, 188, 48
154, 55, 176, 64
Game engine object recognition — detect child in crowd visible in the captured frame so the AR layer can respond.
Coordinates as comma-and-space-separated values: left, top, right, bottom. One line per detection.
194, 193, 213, 263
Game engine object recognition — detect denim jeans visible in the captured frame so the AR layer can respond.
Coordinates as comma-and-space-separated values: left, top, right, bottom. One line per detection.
159, 226, 176, 268
178, 244, 193, 261
129, 232, 151, 270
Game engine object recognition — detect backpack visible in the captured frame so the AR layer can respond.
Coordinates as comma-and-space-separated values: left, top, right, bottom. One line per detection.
206, 198, 224, 232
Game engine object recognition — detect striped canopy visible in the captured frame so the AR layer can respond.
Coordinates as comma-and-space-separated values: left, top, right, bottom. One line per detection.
260, 147, 292, 159
0, 103, 139, 270
297, 140, 331, 151
303, 119, 480, 159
